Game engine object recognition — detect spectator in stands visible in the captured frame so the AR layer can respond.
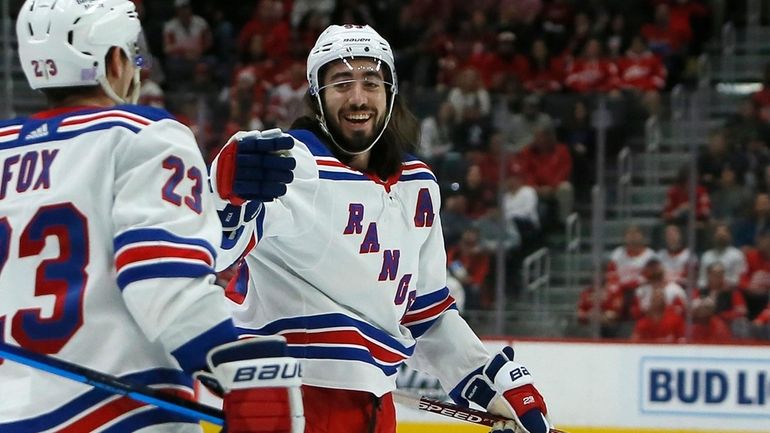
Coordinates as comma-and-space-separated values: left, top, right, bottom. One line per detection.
162, 0, 212, 87
264, 62, 307, 130
540, 0, 574, 54
238, 0, 291, 61
690, 296, 732, 342
474, 133, 506, 191
658, 224, 693, 287
205, 6, 236, 83
474, 204, 521, 256
518, 121, 574, 224
521, 38, 564, 94
440, 190, 472, 249
738, 228, 770, 328
447, 67, 493, 153
630, 280, 686, 342
744, 136, 770, 190
697, 130, 746, 192
732, 192, 770, 249
725, 98, 770, 156
564, 37, 621, 94
474, 203, 522, 293
697, 262, 749, 338
617, 35, 667, 94
447, 227, 491, 309
641, 2, 689, 86
500, 93, 553, 152
470, 31, 528, 91
137, 68, 164, 108
563, 12, 593, 57
502, 161, 541, 250
661, 165, 711, 226
710, 165, 752, 225
606, 225, 657, 299
576, 278, 625, 338
447, 67, 491, 123
418, 101, 457, 167
461, 164, 495, 220
559, 98, 595, 200
699, 223, 748, 288
290, 0, 334, 29
634, 258, 688, 321
604, 13, 631, 59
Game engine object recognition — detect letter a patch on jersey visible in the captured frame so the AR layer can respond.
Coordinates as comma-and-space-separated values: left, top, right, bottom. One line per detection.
414, 188, 434, 228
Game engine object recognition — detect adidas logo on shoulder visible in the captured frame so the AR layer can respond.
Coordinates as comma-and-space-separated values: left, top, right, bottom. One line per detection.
25, 123, 49, 140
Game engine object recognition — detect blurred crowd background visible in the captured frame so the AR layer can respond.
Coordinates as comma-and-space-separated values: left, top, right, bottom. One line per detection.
6, 0, 770, 344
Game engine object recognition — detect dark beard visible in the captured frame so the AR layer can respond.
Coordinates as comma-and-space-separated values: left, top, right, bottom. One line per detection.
326, 116, 385, 154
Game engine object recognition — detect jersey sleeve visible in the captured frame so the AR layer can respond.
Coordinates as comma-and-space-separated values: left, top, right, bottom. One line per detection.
401, 189, 489, 395
213, 135, 320, 270
112, 118, 238, 373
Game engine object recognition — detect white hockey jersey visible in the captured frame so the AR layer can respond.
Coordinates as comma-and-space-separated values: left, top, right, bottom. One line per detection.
0, 106, 239, 432
215, 129, 490, 399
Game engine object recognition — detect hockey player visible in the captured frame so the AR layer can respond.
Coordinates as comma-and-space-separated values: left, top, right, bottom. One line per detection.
211, 24, 551, 433
0, 1, 301, 432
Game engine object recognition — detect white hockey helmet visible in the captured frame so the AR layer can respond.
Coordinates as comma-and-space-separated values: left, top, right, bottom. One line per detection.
307, 24, 397, 96
306, 24, 398, 155
16, 0, 142, 103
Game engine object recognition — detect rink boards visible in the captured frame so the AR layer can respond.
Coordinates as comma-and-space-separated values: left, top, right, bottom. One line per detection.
202, 339, 770, 433
397, 339, 770, 433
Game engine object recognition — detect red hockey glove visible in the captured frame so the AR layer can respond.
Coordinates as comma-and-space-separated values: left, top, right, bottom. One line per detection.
460, 347, 550, 433
195, 337, 304, 433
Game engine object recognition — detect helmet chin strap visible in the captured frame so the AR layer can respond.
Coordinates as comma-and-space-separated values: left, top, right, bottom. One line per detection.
315, 93, 396, 157
98, 68, 141, 105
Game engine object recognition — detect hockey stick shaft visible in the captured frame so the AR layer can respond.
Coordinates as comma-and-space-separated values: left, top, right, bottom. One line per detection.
392, 390, 568, 433
0, 342, 224, 426
392, 390, 506, 427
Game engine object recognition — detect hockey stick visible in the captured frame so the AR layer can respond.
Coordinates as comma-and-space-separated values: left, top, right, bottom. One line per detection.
0, 342, 224, 426
392, 390, 569, 433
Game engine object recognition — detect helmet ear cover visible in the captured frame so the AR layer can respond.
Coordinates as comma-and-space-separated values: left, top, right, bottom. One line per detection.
16, 0, 142, 103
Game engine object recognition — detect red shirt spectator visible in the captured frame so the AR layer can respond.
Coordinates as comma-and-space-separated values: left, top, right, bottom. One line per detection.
517, 126, 572, 188
447, 228, 492, 307
662, 168, 711, 223
631, 276, 686, 343
468, 31, 528, 90
641, 3, 690, 56
617, 36, 667, 92
691, 285, 732, 343
238, 0, 291, 59
631, 304, 685, 342
738, 231, 770, 322
690, 315, 732, 342
564, 38, 619, 93
576, 285, 624, 325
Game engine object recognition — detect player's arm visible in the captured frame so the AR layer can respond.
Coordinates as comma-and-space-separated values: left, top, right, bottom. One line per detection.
113, 119, 302, 432
209, 129, 319, 270
403, 191, 550, 433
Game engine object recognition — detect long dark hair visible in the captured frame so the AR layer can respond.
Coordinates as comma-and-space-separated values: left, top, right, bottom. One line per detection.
292, 89, 420, 180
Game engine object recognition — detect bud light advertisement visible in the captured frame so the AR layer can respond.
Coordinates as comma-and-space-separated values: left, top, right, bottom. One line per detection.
640, 356, 770, 418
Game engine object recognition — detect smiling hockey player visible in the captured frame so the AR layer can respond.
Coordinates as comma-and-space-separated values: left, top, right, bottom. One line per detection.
212, 24, 552, 433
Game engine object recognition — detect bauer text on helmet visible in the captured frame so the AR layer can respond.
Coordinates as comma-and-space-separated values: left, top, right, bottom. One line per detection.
16, 0, 143, 103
